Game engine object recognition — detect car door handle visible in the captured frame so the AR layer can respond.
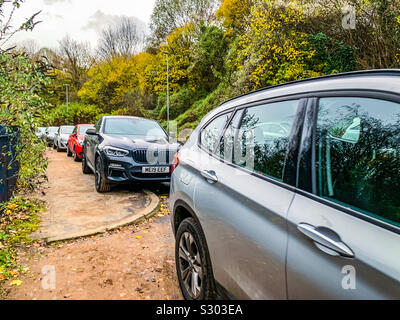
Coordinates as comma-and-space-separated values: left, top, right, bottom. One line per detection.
201, 170, 218, 184
297, 223, 354, 258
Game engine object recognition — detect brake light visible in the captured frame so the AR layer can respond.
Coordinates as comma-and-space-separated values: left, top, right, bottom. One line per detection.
171, 152, 180, 174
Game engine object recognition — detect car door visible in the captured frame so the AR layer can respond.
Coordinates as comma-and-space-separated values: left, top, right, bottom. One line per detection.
54, 127, 60, 146
86, 118, 102, 166
286, 95, 400, 299
193, 99, 304, 299
68, 126, 77, 152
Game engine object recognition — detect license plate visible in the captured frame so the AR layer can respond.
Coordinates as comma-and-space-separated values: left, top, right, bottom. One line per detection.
142, 166, 170, 174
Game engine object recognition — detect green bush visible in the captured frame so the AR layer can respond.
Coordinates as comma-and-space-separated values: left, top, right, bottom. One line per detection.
45, 102, 99, 125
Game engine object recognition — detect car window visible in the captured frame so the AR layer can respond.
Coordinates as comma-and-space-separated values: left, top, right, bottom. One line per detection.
72, 127, 77, 135
230, 100, 299, 181
78, 126, 91, 135
218, 110, 243, 162
200, 112, 232, 153
103, 118, 166, 137
316, 97, 400, 227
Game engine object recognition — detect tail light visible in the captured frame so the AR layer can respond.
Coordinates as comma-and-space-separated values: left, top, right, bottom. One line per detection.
171, 152, 180, 174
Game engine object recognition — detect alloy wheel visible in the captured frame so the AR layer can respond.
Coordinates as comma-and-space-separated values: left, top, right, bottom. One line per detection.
178, 232, 203, 299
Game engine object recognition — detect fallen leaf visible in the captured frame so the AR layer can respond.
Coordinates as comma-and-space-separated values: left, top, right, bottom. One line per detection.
10, 279, 22, 286
136, 236, 142, 240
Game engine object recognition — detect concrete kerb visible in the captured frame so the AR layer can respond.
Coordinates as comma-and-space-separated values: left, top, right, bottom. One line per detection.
45, 190, 161, 243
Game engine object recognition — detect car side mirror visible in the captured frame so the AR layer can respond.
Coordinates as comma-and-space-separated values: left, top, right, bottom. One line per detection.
328, 117, 361, 144
86, 128, 97, 135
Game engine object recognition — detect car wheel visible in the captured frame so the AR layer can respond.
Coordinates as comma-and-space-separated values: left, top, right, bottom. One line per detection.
73, 147, 80, 162
81, 151, 91, 174
52, 142, 56, 149
57, 143, 62, 152
175, 218, 216, 300
67, 146, 72, 157
95, 155, 110, 193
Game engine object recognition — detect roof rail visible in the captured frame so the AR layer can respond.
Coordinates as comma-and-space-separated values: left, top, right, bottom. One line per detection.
222, 69, 400, 105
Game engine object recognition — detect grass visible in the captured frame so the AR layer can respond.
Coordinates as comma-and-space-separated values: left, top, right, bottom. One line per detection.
0, 196, 44, 297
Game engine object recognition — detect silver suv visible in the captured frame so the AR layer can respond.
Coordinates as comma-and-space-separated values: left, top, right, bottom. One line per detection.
169, 70, 400, 300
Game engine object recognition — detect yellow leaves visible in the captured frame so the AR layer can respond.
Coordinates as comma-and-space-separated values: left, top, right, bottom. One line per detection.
136, 236, 142, 240
9, 270, 19, 276
10, 279, 22, 286
7, 203, 18, 211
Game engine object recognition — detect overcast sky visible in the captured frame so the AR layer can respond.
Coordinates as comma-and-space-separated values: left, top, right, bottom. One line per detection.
10, 0, 155, 50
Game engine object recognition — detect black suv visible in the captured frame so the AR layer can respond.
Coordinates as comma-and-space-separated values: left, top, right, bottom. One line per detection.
82, 116, 180, 192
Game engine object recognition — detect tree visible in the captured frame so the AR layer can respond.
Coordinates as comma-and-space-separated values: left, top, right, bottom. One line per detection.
0, 0, 41, 50
299, 0, 400, 69
97, 17, 144, 59
189, 25, 228, 91
78, 55, 139, 113
230, 0, 323, 92
148, 0, 220, 46
58, 36, 94, 92
216, 0, 254, 37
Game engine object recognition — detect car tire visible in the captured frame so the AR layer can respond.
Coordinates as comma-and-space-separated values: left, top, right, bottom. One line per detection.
95, 155, 110, 193
67, 146, 72, 157
57, 143, 62, 152
175, 217, 216, 300
73, 147, 80, 162
52, 142, 56, 149
82, 151, 91, 174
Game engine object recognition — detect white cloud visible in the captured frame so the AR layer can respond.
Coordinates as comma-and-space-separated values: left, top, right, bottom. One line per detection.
82, 10, 147, 35
10, 0, 155, 49
43, 0, 71, 5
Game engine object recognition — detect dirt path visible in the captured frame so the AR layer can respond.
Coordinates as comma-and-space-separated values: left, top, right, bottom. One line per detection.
31, 150, 160, 242
5, 149, 182, 300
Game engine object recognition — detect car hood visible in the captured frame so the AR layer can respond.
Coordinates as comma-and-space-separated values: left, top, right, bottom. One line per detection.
103, 134, 181, 151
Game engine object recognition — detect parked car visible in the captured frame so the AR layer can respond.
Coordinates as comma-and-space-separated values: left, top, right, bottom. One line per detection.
44, 126, 59, 147
54, 125, 74, 152
35, 127, 47, 139
67, 124, 94, 161
82, 116, 181, 193
169, 70, 400, 300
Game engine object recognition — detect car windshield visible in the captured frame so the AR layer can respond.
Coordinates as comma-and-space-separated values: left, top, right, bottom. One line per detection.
78, 125, 92, 135
103, 118, 166, 137
61, 126, 74, 134
48, 127, 58, 133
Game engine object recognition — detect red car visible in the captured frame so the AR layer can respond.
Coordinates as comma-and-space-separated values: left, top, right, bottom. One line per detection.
67, 124, 94, 161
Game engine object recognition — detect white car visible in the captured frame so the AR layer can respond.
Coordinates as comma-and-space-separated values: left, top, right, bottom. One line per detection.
54, 125, 74, 152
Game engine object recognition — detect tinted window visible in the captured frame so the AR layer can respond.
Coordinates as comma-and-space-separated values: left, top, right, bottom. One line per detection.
201, 113, 232, 153
218, 110, 243, 161
224, 100, 298, 181
104, 118, 166, 137
316, 97, 400, 227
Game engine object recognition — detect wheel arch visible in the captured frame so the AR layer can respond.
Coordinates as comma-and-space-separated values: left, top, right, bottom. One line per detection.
173, 199, 227, 298
173, 199, 202, 236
